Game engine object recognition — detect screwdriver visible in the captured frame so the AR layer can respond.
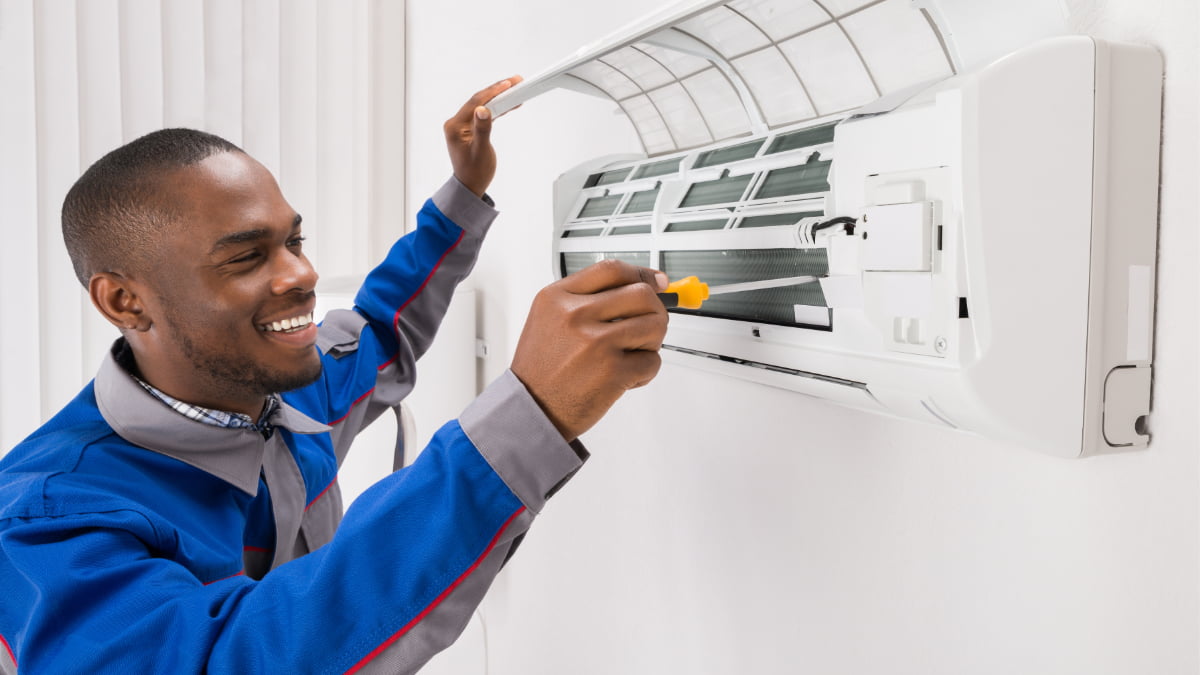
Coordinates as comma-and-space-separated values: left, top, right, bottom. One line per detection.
657, 275, 821, 309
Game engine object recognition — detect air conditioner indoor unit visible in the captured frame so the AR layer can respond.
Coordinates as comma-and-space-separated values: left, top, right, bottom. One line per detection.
486, 0, 1163, 458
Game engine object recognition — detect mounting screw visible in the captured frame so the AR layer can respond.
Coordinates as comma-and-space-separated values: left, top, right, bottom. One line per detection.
751, 327, 761, 338
934, 336, 948, 353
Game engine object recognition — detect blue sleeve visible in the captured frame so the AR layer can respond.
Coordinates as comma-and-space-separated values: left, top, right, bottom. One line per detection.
352, 177, 496, 366
300, 177, 497, 459
0, 417, 552, 673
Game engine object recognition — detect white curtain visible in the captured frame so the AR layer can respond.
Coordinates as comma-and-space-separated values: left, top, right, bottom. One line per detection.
0, 0, 406, 452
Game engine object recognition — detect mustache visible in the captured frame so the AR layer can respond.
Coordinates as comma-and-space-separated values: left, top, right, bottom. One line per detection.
274, 290, 317, 317
287, 290, 317, 306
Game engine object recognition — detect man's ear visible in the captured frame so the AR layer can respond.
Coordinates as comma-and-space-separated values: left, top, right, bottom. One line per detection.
89, 272, 151, 332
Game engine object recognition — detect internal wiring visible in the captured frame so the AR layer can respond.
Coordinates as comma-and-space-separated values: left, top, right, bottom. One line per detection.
810, 215, 857, 237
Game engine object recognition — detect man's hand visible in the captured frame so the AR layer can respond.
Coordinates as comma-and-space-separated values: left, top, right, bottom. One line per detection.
512, 260, 670, 442
444, 76, 522, 198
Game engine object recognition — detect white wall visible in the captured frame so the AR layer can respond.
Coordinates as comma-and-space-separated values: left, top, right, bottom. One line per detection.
407, 0, 1199, 673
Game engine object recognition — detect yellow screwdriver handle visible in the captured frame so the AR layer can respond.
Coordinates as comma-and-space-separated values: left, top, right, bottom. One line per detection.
658, 276, 710, 310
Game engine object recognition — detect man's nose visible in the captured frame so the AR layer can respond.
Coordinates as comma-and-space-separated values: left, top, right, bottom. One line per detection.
271, 250, 319, 295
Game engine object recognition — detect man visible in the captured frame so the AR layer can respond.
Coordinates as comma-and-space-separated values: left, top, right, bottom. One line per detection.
0, 79, 669, 673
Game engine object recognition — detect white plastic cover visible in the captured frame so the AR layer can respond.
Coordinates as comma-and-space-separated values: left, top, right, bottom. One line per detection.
489, 0, 957, 154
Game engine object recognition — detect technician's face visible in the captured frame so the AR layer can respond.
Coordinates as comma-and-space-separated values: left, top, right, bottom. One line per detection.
148, 151, 321, 402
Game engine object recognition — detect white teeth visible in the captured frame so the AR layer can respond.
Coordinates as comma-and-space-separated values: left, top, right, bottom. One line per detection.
262, 313, 314, 333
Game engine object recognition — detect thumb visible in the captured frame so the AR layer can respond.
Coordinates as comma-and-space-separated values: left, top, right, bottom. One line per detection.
473, 106, 493, 146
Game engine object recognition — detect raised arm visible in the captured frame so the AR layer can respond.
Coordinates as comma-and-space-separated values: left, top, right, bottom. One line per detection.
309, 78, 521, 450
277, 76, 669, 670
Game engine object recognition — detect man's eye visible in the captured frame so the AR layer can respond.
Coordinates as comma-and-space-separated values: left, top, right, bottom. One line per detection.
229, 251, 261, 264
287, 236, 307, 248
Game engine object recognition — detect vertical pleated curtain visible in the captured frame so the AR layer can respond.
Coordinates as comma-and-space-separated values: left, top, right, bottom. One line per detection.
0, 0, 406, 452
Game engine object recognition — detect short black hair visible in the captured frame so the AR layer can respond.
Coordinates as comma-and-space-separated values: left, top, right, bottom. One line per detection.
61, 128, 242, 287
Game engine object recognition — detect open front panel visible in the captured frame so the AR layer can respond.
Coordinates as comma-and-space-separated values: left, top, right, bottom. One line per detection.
488, 0, 954, 156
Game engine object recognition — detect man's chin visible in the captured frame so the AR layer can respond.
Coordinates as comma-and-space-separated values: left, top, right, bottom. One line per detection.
271, 359, 324, 394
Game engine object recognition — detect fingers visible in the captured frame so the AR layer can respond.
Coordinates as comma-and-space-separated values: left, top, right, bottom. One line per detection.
453, 76, 522, 125
472, 105, 493, 147
443, 76, 522, 197
510, 260, 672, 441
606, 310, 668, 353
620, 350, 662, 390
558, 259, 669, 341
582, 280, 666, 325
473, 75, 522, 106
557, 259, 668, 295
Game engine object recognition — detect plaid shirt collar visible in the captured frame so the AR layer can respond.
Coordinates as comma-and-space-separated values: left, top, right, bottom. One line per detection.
133, 378, 281, 439
114, 339, 280, 438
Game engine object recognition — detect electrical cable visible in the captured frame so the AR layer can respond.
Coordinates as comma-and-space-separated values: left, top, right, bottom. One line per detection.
810, 215, 857, 236
476, 607, 490, 675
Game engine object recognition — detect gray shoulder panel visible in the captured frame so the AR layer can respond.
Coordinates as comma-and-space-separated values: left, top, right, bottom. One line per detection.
316, 308, 368, 357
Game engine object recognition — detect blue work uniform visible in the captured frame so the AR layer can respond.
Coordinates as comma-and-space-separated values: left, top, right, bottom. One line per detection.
0, 178, 585, 674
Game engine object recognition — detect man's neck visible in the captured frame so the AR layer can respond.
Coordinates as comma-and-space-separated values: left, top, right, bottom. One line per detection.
113, 339, 271, 420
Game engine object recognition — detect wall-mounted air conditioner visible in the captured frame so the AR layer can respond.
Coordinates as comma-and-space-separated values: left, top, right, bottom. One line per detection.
486, 0, 1163, 457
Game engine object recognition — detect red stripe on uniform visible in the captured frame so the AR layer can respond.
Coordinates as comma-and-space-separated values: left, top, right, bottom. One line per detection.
333, 231, 463, 425
328, 387, 376, 427
204, 571, 245, 586
1, 632, 15, 668
343, 506, 527, 674
390, 231, 465, 342
305, 476, 338, 512
243, 546, 272, 553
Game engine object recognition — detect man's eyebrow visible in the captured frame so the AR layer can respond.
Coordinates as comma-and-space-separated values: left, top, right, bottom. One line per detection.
209, 229, 271, 254
208, 215, 303, 255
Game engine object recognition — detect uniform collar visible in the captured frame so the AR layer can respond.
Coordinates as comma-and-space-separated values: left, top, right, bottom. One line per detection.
94, 340, 331, 495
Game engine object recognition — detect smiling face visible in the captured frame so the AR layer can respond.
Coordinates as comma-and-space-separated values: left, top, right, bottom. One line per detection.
126, 150, 321, 416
